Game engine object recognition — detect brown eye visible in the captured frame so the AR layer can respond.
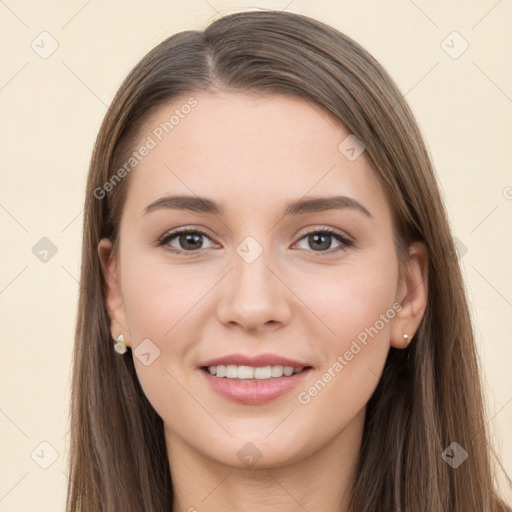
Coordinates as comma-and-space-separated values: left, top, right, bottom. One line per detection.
295, 228, 353, 253
158, 229, 215, 254
177, 232, 203, 251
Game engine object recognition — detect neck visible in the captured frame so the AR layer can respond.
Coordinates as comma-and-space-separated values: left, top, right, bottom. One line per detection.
166, 408, 365, 512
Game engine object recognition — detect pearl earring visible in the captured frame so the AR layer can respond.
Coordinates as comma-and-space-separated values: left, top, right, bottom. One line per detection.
403, 333, 410, 345
114, 334, 127, 354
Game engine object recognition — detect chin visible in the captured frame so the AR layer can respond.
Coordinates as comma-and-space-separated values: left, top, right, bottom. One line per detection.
198, 429, 315, 470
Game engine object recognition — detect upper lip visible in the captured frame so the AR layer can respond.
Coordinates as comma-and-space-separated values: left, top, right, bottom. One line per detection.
199, 353, 312, 369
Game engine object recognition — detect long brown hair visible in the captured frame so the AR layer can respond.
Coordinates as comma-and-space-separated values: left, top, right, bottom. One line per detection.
66, 9, 511, 511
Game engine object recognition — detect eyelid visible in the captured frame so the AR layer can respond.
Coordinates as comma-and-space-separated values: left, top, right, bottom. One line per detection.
295, 225, 352, 242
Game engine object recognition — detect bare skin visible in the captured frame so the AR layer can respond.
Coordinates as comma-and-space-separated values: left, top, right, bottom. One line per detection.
99, 90, 428, 512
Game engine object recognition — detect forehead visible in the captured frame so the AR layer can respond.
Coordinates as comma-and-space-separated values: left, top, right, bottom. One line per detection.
121, 91, 387, 221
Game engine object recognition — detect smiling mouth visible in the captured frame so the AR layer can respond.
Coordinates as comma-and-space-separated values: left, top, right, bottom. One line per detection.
201, 364, 313, 380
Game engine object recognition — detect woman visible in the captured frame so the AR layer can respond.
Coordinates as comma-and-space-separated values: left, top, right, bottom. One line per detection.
66, 9, 511, 512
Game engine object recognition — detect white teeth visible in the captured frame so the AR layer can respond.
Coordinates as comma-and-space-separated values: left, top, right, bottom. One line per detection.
206, 364, 306, 380
271, 366, 282, 378
254, 366, 272, 379
283, 366, 294, 376
237, 365, 254, 379
226, 365, 238, 378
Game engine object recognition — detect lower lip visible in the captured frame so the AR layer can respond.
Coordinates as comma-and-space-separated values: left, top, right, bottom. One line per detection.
200, 368, 312, 405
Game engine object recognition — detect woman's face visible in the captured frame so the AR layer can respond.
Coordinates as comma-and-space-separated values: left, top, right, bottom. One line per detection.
100, 91, 413, 469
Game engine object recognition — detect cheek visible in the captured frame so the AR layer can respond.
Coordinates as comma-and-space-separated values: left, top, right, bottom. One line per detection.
119, 259, 221, 417
296, 252, 399, 348
290, 256, 398, 417
121, 256, 211, 342
332, 271, 397, 342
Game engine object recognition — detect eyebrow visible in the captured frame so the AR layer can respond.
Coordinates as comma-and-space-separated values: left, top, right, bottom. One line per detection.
142, 194, 372, 218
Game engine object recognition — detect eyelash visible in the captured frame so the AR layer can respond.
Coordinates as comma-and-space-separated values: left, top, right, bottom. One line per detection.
156, 226, 354, 256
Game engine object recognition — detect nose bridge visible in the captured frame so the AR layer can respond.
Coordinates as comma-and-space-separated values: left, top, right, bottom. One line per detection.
216, 233, 291, 329
234, 237, 274, 292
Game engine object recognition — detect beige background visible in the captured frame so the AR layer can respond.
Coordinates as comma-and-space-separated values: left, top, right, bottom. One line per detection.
1, 0, 511, 509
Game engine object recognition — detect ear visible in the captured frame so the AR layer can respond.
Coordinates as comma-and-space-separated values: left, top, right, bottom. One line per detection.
390, 241, 429, 349
98, 238, 131, 347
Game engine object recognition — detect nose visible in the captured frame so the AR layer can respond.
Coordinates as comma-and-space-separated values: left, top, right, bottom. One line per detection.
216, 242, 292, 333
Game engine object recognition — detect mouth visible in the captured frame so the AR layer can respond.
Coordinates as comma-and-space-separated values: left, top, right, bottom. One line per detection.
198, 354, 314, 405
200, 364, 313, 380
